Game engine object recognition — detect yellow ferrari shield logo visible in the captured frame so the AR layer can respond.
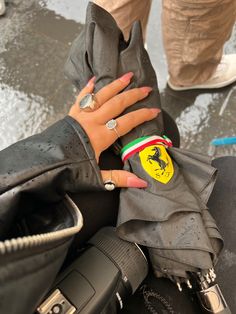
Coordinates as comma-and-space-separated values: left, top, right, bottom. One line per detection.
139, 144, 174, 184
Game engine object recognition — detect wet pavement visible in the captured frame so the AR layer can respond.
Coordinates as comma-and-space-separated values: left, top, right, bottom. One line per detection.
0, 0, 235, 158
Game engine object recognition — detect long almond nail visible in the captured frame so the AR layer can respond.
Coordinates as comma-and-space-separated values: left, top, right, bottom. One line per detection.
150, 108, 161, 115
87, 76, 96, 87
140, 86, 153, 94
119, 72, 134, 83
127, 177, 148, 188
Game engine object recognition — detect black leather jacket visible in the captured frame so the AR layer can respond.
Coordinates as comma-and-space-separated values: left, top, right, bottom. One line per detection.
0, 116, 104, 314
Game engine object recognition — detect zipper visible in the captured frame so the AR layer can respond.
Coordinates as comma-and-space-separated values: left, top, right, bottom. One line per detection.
0, 194, 83, 255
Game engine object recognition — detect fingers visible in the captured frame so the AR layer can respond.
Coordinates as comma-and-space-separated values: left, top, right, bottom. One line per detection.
101, 170, 148, 188
95, 72, 134, 105
117, 108, 160, 135
75, 76, 96, 106
96, 87, 153, 122
75, 72, 134, 112
69, 75, 160, 162
104, 108, 160, 141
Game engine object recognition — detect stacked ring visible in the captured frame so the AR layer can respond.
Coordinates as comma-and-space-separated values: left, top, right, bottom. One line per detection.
105, 119, 121, 138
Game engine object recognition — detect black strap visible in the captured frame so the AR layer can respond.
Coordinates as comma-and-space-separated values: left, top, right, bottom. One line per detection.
140, 285, 176, 314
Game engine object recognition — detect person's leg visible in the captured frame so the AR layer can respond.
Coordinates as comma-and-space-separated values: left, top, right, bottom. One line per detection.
93, 0, 152, 41
163, 0, 236, 88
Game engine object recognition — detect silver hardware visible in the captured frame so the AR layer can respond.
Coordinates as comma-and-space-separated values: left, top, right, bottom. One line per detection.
37, 289, 76, 314
186, 279, 192, 289
173, 276, 183, 292
0, 195, 83, 255
104, 180, 116, 191
116, 292, 123, 309
205, 273, 211, 284
209, 268, 217, 281
176, 282, 182, 292
79, 93, 99, 112
105, 119, 120, 138
104, 170, 116, 191
197, 284, 230, 313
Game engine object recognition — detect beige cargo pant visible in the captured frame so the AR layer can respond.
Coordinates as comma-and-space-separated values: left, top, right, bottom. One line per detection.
94, 0, 236, 86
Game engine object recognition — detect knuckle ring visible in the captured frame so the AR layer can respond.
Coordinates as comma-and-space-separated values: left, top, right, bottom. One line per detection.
79, 93, 99, 112
105, 119, 121, 138
104, 170, 116, 191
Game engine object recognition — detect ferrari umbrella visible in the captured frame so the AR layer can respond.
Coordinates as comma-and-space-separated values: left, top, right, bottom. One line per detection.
65, 1, 223, 296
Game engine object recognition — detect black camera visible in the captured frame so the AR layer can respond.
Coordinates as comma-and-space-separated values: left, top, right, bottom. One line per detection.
36, 226, 231, 314
37, 227, 148, 314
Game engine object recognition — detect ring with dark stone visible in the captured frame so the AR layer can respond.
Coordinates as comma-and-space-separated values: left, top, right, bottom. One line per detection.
79, 93, 99, 112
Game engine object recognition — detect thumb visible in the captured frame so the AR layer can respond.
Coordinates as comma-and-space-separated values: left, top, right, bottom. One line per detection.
101, 170, 148, 189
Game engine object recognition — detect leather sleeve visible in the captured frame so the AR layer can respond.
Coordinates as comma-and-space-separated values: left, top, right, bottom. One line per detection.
0, 115, 104, 238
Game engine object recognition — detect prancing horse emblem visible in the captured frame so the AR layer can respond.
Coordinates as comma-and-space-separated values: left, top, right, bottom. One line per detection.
147, 146, 168, 175
139, 144, 174, 184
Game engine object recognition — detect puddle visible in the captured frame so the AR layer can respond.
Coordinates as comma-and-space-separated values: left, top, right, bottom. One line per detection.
39, 0, 89, 24
0, 3, 34, 54
0, 83, 54, 150
31, 2, 83, 45
176, 93, 213, 140
0, 0, 81, 152
175, 90, 236, 157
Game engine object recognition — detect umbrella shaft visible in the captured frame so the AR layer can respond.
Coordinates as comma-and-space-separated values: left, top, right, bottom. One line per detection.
197, 284, 231, 313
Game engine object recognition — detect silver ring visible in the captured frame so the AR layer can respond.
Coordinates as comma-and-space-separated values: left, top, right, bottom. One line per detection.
104, 170, 116, 191
79, 93, 99, 112
105, 119, 121, 138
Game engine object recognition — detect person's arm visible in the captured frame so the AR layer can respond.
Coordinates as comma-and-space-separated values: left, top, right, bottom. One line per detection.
0, 115, 104, 197
0, 74, 159, 238
0, 115, 104, 237
0, 75, 160, 314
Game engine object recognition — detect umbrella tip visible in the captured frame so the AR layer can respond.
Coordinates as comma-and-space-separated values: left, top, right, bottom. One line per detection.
176, 282, 182, 292
186, 279, 192, 289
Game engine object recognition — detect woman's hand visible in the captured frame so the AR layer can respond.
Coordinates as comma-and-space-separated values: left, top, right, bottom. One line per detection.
69, 72, 160, 189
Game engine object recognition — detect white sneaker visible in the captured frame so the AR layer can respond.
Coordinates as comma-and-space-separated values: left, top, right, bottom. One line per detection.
0, 0, 6, 16
168, 54, 236, 91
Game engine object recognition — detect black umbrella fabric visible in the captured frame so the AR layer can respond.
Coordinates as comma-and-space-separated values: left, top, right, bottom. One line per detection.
65, 2, 223, 289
